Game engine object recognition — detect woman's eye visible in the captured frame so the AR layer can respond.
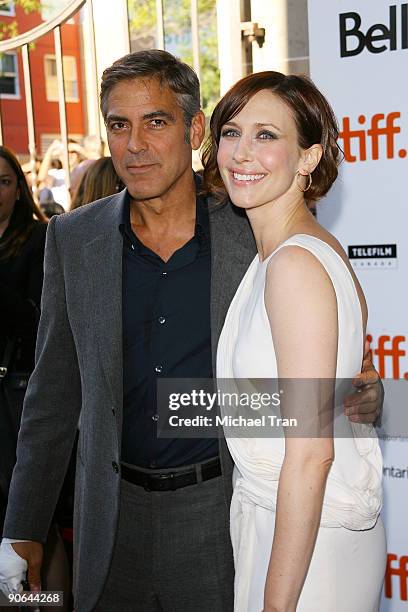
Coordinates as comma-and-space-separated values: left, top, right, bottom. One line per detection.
258, 131, 277, 140
221, 128, 240, 138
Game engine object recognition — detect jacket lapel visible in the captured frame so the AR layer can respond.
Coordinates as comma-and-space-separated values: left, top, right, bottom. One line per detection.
209, 200, 256, 374
84, 192, 125, 412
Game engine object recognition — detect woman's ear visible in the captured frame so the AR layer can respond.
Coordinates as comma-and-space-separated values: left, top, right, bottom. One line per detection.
298, 144, 323, 175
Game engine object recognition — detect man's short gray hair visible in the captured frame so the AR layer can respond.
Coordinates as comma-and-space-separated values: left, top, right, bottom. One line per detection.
100, 49, 201, 141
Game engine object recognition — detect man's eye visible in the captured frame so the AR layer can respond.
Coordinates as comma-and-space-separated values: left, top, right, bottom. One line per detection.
149, 119, 166, 128
109, 122, 126, 131
221, 128, 240, 138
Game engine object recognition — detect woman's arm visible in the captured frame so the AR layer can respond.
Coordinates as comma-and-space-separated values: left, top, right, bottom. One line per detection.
37, 140, 63, 185
263, 245, 338, 612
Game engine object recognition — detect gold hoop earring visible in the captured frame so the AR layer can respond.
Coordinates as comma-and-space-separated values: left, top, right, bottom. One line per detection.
296, 171, 312, 193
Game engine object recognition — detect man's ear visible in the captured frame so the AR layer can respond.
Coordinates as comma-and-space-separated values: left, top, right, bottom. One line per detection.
298, 144, 323, 175
190, 110, 206, 150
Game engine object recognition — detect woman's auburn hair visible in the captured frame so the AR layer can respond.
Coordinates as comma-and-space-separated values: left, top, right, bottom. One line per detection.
70, 156, 122, 209
202, 71, 343, 203
0, 145, 47, 260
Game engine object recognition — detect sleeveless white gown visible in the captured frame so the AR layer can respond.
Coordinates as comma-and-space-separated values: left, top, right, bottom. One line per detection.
216, 234, 386, 612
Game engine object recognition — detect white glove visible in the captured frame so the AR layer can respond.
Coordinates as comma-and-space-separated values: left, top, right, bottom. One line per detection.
0, 542, 28, 597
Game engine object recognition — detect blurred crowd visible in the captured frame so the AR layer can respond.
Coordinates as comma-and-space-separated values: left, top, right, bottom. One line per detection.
21, 136, 123, 217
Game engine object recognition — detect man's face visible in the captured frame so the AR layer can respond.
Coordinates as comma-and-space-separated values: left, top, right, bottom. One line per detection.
105, 77, 204, 201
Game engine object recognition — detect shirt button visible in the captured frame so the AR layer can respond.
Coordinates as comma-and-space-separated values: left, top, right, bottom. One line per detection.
152, 414, 159, 422
112, 461, 119, 473
158, 316, 166, 324
155, 365, 163, 374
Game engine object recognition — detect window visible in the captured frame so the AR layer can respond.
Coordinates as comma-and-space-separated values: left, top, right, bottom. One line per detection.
41, 0, 74, 23
0, 52, 20, 98
0, 1, 15, 16
127, 0, 220, 117
44, 55, 79, 102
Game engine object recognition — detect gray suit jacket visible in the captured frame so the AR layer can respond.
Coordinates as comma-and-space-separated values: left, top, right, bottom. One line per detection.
3, 188, 256, 611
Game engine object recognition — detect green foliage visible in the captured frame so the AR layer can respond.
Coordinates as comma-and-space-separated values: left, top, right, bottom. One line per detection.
128, 0, 220, 118
17, 0, 41, 11
0, 0, 41, 42
0, 20, 17, 41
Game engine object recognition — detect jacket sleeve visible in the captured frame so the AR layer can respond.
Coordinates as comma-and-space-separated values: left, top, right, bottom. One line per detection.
2, 215, 82, 542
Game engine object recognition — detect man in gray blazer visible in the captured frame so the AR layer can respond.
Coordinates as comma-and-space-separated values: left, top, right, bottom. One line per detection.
0, 50, 382, 611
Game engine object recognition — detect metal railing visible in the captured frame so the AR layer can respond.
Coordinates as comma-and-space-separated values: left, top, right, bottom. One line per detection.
0, 0, 205, 194
0, 0, 99, 195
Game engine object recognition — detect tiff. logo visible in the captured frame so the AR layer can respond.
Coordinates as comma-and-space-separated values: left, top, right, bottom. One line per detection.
367, 335, 407, 380
339, 112, 406, 162
385, 554, 408, 601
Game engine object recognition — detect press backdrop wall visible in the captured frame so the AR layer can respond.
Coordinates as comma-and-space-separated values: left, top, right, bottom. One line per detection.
308, 1, 408, 609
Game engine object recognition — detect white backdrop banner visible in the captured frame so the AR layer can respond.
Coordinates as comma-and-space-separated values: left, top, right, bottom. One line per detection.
308, 1, 408, 610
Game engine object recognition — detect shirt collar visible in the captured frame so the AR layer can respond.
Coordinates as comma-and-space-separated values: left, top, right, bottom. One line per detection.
119, 172, 209, 246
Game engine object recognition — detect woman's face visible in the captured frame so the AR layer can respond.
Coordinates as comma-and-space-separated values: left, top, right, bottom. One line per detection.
0, 157, 19, 227
216, 89, 303, 210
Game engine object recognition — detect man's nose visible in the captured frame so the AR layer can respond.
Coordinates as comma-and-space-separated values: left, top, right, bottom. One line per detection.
232, 136, 254, 163
127, 126, 148, 154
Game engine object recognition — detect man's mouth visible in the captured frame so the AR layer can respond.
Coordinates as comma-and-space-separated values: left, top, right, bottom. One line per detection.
126, 164, 156, 174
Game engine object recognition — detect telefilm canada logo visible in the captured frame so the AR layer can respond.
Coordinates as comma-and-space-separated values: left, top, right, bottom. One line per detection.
348, 244, 397, 269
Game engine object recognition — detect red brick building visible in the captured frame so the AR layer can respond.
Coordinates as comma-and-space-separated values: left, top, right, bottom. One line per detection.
0, 1, 86, 158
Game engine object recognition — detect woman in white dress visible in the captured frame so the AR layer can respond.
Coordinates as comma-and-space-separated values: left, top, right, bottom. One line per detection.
202, 72, 386, 612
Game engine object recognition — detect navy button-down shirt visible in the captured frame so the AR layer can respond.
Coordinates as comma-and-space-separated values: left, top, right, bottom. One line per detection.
120, 186, 218, 468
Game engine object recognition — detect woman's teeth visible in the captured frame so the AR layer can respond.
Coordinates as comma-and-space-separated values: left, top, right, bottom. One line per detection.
232, 172, 265, 181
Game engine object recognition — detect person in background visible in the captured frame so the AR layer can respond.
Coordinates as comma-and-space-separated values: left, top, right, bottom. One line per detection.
0, 145, 48, 518
38, 188, 65, 219
0, 146, 70, 611
22, 158, 65, 219
68, 159, 95, 203
37, 139, 86, 210
21, 158, 42, 192
70, 156, 122, 210
82, 135, 104, 161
